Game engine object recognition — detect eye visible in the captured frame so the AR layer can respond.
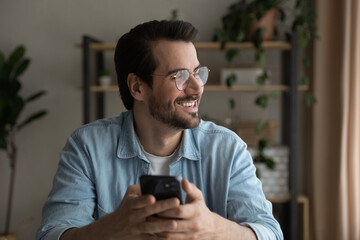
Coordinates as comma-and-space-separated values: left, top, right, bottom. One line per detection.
170, 73, 178, 79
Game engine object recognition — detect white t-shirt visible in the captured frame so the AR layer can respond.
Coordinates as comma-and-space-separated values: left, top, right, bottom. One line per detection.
143, 147, 178, 175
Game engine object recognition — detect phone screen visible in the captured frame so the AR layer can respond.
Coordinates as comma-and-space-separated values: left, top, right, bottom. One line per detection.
140, 175, 183, 204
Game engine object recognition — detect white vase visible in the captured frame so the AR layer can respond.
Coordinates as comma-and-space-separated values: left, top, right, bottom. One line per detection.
99, 76, 112, 86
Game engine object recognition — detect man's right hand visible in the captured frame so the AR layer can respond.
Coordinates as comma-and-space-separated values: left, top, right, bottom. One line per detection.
61, 184, 180, 240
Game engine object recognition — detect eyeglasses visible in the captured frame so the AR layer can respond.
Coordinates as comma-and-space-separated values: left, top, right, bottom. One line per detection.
152, 66, 210, 91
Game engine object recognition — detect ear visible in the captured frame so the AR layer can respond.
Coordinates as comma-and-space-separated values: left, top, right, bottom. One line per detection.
127, 73, 146, 101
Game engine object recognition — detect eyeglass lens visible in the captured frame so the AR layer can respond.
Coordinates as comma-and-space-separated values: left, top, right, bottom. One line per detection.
175, 67, 209, 90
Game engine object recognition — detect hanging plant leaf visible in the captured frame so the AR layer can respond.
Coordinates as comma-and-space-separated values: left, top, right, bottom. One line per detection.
305, 92, 316, 107
256, 70, 268, 85
255, 94, 268, 108
303, 56, 311, 68
300, 76, 310, 86
226, 73, 237, 87
225, 48, 239, 63
228, 98, 236, 110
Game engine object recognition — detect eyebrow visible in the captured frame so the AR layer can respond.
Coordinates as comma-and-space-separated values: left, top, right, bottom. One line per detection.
166, 64, 201, 76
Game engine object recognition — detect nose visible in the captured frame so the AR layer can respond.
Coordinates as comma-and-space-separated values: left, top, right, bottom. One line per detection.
184, 74, 203, 94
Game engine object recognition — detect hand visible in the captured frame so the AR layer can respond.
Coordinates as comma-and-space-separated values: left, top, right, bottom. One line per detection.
150, 179, 225, 240
61, 184, 180, 240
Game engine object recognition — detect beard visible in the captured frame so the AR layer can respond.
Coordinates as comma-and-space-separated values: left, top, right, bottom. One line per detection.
148, 95, 200, 129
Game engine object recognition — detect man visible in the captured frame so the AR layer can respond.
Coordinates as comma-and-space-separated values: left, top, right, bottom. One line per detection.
36, 20, 283, 240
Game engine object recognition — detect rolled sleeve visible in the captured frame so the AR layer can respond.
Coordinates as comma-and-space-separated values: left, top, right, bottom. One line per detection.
228, 142, 283, 240
36, 134, 96, 239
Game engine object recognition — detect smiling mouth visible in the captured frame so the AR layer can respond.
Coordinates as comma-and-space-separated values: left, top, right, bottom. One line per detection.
179, 101, 196, 107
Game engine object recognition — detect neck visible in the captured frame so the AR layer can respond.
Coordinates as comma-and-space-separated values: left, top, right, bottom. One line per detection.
133, 107, 183, 157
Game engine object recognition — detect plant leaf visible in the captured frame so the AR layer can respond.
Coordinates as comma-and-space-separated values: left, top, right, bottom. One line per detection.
26, 90, 46, 102
225, 48, 239, 63
300, 76, 310, 86
255, 94, 268, 108
228, 98, 236, 110
16, 110, 47, 131
305, 92, 316, 107
226, 73, 237, 87
256, 71, 268, 85
14, 58, 30, 78
0, 51, 4, 74
0, 134, 7, 149
8, 46, 25, 67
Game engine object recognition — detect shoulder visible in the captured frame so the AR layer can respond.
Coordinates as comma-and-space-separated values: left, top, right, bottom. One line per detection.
188, 119, 248, 151
70, 112, 131, 141
196, 120, 244, 142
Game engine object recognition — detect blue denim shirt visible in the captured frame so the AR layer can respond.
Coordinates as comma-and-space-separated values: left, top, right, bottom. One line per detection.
36, 111, 283, 240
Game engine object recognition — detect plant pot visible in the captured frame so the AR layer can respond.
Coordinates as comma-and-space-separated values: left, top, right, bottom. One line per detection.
249, 8, 278, 40
99, 75, 112, 86
0, 233, 17, 240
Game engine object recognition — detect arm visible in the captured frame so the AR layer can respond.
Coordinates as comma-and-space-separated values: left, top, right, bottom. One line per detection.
61, 185, 180, 240
36, 133, 180, 240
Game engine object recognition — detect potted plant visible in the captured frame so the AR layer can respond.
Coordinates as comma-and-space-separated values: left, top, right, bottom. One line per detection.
213, 0, 317, 170
0, 46, 47, 238
99, 69, 112, 86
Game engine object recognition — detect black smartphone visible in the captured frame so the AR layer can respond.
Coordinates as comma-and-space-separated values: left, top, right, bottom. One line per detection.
140, 175, 183, 204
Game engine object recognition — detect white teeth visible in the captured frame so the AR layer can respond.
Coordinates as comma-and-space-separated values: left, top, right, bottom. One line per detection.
181, 102, 195, 107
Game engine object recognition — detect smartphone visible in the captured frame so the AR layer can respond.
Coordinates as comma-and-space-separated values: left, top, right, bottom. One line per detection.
140, 175, 183, 204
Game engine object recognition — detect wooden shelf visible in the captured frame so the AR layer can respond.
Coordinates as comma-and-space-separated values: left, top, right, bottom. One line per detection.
77, 41, 291, 52
195, 41, 291, 50
90, 84, 308, 92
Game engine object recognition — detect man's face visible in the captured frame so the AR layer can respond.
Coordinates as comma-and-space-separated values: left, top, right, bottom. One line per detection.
147, 40, 204, 129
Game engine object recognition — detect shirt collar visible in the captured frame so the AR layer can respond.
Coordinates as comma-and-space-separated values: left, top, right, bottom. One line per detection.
116, 111, 201, 161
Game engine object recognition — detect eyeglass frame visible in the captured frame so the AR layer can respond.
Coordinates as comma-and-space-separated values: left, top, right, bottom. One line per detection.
151, 66, 210, 91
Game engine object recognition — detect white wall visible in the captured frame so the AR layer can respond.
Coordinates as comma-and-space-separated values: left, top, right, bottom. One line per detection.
0, 0, 299, 239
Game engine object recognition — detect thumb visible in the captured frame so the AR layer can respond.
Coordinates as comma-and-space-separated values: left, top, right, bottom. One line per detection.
182, 179, 204, 203
125, 184, 142, 198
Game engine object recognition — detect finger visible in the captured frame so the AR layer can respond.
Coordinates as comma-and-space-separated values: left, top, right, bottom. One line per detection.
124, 185, 156, 209
133, 218, 177, 234
129, 194, 156, 209
125, 184, 142, 197
182, 179, 204, 202
137, 197, 181, 219
157, 203, 195, 219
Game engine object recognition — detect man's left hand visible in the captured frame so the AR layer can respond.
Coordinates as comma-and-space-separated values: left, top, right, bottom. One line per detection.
148, 179, 225, 239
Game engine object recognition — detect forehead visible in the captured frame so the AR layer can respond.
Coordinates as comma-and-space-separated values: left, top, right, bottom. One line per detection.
151, 40, 199, 72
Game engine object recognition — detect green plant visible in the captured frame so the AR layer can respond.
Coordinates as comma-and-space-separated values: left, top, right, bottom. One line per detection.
214, 0, 287, 167
0, 46, 47, 235
100, 69, 110, 76
253, 139, 275, 177
214, 0, 286, 114
292, 0, 318, 106
214, 0, 318, 168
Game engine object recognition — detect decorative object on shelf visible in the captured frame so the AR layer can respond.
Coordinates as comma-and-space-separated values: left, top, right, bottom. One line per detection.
0, 45, 47, 237
99, 69, 112, 86
250, 145, 289, 199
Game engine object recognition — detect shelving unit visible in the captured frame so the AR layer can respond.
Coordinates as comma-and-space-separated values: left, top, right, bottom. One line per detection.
80, 35, 302, 240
